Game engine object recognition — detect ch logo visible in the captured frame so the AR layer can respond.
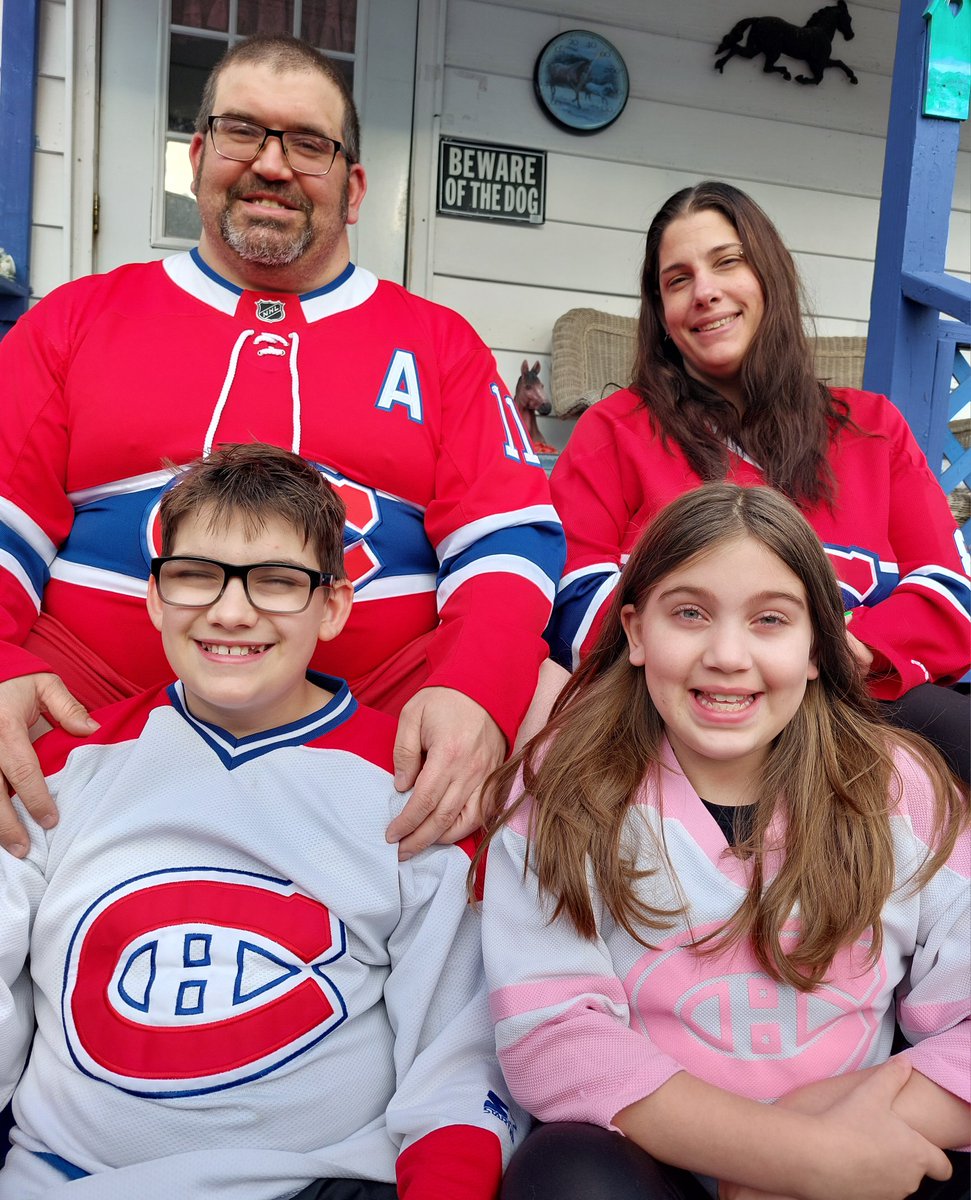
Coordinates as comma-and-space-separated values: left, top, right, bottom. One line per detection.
63, 868, 347, 1097
824, 544, 885, 606
317, 466, 384, 590
627, 922, 884, 1091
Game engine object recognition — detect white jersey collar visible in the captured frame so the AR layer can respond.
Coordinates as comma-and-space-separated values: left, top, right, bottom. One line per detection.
162, 249, 378, 323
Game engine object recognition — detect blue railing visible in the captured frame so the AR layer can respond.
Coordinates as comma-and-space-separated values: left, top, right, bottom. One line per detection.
865, 0, 971, 542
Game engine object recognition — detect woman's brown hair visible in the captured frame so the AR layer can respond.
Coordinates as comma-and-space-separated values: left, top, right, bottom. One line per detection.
631, 181, 854, 507
478, 484, 967, 990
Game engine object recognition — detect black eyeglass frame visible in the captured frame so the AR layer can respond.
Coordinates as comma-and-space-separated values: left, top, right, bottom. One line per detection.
150, 556, 335, 614
206, 115, 352, 175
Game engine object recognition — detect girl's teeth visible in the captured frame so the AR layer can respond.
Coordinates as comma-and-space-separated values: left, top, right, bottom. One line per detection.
697, 691, 753, 711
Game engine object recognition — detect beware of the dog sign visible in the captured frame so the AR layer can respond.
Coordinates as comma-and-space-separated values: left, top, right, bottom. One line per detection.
437, 138, 546, 225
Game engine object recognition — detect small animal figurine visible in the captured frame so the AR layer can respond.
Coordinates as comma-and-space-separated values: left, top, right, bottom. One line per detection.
714, 0, 858, 86
514, 360, 558, 455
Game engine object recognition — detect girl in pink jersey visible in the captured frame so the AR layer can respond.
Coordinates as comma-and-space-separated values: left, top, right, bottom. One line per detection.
480, 483, 969, 1200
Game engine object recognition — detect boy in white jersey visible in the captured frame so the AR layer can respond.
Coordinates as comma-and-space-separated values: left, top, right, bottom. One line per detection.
0, 443, 520, 1200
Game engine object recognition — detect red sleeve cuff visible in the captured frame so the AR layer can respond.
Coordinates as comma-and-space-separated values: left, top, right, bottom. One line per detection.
396, 1125, 503, 1200
0, 641, 53, 685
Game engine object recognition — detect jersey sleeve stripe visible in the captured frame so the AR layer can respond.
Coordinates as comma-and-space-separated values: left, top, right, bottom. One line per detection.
0, 548, 44, 611
558, 561, 621, 592
435, 505, 561, 562
0, 496, 58, 561
570, 575, 620, 670
437, 555, 557, 612
902, 567, 971, 619
352, 572, 438, 602
547, 568, 620, 670
48, 560, 149, 598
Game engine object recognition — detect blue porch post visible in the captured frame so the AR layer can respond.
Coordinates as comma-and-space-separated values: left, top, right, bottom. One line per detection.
864, 0, 971, 471
0, 0, 41, 337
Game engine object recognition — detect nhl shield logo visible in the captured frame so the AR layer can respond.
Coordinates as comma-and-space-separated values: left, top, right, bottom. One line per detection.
256, 298, 286, 323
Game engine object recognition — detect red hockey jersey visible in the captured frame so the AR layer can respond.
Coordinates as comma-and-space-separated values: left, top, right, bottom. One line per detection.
0, 252, 565, 742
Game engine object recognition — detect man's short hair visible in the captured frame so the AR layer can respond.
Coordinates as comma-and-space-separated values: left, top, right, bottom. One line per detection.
160, 443, 347, 577
194, 33, 361, 165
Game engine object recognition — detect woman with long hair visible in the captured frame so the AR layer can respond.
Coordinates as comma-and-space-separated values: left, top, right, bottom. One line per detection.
547, 181, 969, 779
481, 483, 969, 1200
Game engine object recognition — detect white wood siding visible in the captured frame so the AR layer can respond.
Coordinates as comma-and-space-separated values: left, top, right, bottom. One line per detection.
410, 0, 971, 400
30, 0, 69, 301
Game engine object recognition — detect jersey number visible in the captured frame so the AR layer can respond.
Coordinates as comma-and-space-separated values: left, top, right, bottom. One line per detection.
492, 384, 541, 466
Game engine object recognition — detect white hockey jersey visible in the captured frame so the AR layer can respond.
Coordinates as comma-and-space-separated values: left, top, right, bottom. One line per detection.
0, 677, 522, 1199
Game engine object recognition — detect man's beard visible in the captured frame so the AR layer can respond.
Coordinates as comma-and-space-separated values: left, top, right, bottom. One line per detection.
216, 177, 349, 268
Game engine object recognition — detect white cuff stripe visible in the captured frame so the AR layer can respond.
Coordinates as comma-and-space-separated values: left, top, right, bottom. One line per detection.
437, 555, 556, 612
435, 506, 561, 563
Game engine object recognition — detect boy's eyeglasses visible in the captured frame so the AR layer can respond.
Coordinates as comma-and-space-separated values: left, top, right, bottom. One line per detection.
150, 557, 334, 615
207, 115, 351, 175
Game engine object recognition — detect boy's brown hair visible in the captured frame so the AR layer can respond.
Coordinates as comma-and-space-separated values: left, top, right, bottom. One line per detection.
159, 443, 346, 578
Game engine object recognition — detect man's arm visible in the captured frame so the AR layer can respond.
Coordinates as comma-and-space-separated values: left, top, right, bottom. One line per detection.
0, 287, 102, 852
383, 322, 564, 853
387, 687, 505, 856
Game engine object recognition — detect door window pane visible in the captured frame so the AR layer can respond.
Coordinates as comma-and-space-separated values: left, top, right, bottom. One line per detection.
164, 138, 202, 241
169, 33, 225, 134
238, 0, 294, 37
303, 0, 356, 53
171, 1, 229, 32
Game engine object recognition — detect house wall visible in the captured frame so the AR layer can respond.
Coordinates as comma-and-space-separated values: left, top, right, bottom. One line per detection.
407, 0, 971, 416
24, 0, 971, 399
30, 0, 68, 301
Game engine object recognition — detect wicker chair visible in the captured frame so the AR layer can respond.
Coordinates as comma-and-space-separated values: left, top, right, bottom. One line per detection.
549, 307, 867, 417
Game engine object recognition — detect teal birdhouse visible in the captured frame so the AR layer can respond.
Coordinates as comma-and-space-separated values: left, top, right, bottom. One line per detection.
923, 0, 970, 119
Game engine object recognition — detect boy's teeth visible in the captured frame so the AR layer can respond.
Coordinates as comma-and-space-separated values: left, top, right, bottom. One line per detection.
204, 643, 266, 656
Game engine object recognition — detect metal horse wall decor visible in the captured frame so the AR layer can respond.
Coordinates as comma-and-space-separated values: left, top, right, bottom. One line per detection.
714, 0, 859, 86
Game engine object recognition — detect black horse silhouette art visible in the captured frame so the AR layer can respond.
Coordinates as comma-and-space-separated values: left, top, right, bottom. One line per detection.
714, 0, 858, 85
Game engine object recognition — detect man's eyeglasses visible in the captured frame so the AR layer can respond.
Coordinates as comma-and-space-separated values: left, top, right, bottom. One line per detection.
207, 115, 351, 176
150, 556, 334, 615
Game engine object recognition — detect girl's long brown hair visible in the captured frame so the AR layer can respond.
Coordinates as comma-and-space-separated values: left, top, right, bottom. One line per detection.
478, 485, 967, 990
631, 181, 855, 508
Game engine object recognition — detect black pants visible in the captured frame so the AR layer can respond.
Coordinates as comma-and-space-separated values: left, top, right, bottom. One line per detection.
500, 1122, 971, 1200
881, 683, 970, 784
290, 1181, 397, 1200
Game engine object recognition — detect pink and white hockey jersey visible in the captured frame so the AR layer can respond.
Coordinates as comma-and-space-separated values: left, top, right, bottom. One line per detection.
483, 739, 970, 1129
0, 678, 523, 1199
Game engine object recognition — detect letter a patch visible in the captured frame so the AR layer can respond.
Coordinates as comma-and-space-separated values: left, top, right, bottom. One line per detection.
375, 350, 423, 422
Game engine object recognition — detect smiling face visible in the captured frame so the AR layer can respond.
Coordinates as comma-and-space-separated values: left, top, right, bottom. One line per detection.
189, 61, 367, 292
657, 209, 766, 407
147, 507, 352, 738
621, 534, 818, 803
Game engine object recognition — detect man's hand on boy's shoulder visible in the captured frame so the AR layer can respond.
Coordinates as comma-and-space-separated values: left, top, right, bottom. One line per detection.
0, 672, 99, 856
388, 687, 505, 859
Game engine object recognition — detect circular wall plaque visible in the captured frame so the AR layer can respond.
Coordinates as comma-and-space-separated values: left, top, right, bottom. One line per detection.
533, 30, 629, 134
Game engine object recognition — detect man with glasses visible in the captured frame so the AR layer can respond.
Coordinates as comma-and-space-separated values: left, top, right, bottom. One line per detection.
0, 33, 564, 864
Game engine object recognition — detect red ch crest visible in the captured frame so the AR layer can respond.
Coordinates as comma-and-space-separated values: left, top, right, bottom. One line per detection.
63, 869, 347, 1097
